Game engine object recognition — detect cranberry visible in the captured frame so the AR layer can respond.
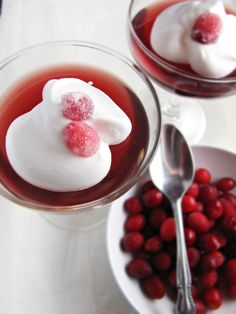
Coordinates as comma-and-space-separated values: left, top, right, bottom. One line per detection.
187, 247, 200, 268
125, 214, 145, 232
223, 259, 236, 284
184, 227, 197, 247
141, 275, 166, 299
181, 195, 197, 213
148, 207, 167, 229
199, 271, 218, 288
187, 212, 210, 233
126, 258, 153, 279
152, 252, 172, 271
186, 182, 200, 198
160, 218, 176, 242
216, 177, 236, 192
195, 201, 204, 212
124, 197, 143, 214
205, 200, 223, 220
220, 198, 236, 218
63, 121, 100, 157
200, 251, 224, 271
194, 299, 207, 314
203, 287, 222, 310
222, 216, 236, 238
122, 232, 144, 253
198, 233, 222, 253
144, 236, 163, 254
142, 189, 164, 208
194, 168, 211, 184
142, 180, 156, 193
198, 184, 219, 204
191, 12, 223, 44
223, 192, 236, 207
227, 283, 236, 299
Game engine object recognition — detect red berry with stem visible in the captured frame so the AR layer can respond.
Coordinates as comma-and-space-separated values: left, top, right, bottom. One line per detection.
191, 12, 223, 44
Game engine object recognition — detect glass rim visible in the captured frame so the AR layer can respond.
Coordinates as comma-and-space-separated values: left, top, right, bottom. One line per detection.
0, 39, 162, 212
128, 0, 236, 84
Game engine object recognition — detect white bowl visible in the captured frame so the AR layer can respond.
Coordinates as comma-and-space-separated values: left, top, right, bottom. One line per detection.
107, 145, 236, 314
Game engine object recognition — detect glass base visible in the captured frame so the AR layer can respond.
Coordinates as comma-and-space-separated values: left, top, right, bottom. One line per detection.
41, 204, 110, 231
162, 99, 206, 144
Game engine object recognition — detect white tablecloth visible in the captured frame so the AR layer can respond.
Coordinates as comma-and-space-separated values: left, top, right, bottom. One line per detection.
0, 1, 235, 314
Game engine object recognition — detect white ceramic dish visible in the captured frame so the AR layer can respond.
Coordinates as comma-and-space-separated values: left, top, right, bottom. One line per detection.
107, 145, 236, 314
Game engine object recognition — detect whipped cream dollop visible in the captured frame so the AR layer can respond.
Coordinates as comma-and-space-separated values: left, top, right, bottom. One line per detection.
6, 78, 132, 192
150, 0, 236, 78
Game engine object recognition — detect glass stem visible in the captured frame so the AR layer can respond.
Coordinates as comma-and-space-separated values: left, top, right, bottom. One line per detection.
162, 94, 181, 121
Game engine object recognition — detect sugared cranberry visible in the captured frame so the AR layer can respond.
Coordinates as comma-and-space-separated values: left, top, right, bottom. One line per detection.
216, 177, 236, 192
141, 275, 166, 299
184, 227, 197, 247
205, 200, 223, 220
160, 218, 176, 242
126, 258, 153, 279
203, 287, 222, 310
148, 207, 167, 229
198, 233, 222, 253
194, 168, 211, 184
122, 232, 144, 253
191, 12, 223, 44
125, 214, 145, 232
124, 197, 143, 214
227, 283, 236, 299
223, 259, 236, 284
142, 189, 164, 208
63, 121, 100, 157
186, 182, 200, 198
187, 247, 200, 268
198, 184, 219, 204
181, 195, 197, 213
144, 236, 163, 254
199, 271, 218, 288
152, 251, 172, 271
61, 91, 94, 121
187, 212, 210, 233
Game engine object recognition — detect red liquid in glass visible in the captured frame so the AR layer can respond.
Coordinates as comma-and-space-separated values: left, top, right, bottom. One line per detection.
130, 0, 236, 97
0, 65, 149, 207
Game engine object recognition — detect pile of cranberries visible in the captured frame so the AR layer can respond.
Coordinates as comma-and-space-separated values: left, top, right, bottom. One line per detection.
121, 168, 236, 314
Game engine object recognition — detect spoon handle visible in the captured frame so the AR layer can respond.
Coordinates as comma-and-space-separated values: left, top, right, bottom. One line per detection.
171, 199, 195, 314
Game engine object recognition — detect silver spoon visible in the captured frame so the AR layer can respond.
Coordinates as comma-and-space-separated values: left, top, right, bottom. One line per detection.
149, 124, 195, 314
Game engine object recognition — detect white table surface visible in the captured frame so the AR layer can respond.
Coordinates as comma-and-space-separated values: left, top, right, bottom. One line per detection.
0, 1, 235, 314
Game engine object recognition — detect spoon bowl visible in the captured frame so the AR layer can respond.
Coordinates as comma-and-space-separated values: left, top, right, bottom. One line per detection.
149, 124, 195, 314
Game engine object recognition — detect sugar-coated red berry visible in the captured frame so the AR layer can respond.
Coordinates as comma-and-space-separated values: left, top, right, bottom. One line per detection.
191, 12, 223, 44
198, 184, 219, 204
160, 218, 176, 242
194, 299, 207, 314
223, 259, 236, 284
144, 235, 163, 254
152, 252, 172, 270
142, 189, 164, 207
122, 232, 144, 253
148, 207, 167, 229
194, 168, 211, 184
124, 197, 143, 214
125, 214, 145, 232
227, 283, 236, 299
187, 247, 200, 268
187, 212, 210, 233
199, 271, 218, 288
126, 258, 153, 279
184, 227, 197, 247
181, 195, 197, 213
63, 121, 100, 157
141, 275, 166, 299
216, 177, 236, 192
186, 182, 200, 198
205, 200, 223, 220
62, 91, 94, 121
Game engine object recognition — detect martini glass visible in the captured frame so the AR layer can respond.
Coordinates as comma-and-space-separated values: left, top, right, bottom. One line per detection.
128, 0, 236, 143
0, 40, 162, 230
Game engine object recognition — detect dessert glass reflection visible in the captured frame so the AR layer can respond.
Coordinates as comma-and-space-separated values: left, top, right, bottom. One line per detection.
0, 41, 161, 229
128, 0, 236, 143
